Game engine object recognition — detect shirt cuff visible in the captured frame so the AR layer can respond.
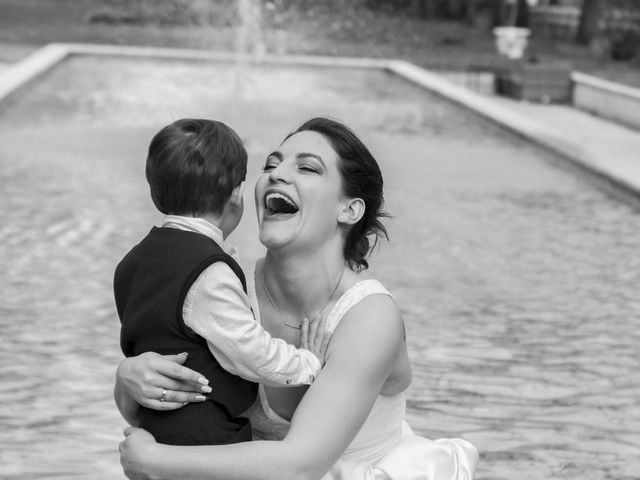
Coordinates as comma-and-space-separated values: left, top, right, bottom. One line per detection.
294, 349, 322, 385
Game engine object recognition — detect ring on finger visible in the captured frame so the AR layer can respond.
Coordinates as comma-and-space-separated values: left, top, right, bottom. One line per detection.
159, 388, 168, 402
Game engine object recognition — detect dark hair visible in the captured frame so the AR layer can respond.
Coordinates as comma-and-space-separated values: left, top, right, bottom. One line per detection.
286, 117, 389, 272
146, 118, 247, 216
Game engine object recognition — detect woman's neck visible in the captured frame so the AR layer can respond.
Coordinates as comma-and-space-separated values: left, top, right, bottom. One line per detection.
262, 247, 347, 319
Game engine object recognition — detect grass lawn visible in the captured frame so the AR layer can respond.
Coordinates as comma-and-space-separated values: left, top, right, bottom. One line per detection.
0, 0, 639, 88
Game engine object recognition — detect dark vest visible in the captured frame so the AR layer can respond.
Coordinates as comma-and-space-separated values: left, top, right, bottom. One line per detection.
114, 226, 258, 445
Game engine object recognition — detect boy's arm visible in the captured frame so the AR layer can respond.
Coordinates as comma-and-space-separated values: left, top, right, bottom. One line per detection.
184, 262, 322, 387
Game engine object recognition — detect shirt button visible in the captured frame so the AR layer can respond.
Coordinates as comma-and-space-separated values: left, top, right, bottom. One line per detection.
309, 375, 315, 383
285, 378, 292, 385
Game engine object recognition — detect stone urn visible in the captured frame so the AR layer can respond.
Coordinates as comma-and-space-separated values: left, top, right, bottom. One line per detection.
493, 26, 531, 59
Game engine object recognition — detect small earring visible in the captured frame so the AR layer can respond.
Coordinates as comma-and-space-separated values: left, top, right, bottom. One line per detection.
338, 215, 345, 222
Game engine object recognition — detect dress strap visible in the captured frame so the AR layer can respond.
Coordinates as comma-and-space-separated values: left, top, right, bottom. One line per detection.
325, 279, 392, 334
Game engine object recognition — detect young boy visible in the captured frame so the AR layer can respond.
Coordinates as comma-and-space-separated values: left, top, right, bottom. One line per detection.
114, 119, 324, 446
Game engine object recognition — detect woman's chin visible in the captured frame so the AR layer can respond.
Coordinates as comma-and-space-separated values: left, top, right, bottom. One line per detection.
258, 213, 301, 249
258, 227, 295, 250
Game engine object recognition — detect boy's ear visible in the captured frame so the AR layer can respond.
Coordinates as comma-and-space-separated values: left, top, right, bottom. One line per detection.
337, 198, 365, 225
229, 181, 246, 207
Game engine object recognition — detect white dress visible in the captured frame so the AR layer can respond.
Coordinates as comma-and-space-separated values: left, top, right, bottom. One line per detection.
245, 279, 479, 480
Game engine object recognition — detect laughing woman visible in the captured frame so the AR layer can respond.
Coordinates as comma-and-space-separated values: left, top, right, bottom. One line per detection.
117, 117, 478, 479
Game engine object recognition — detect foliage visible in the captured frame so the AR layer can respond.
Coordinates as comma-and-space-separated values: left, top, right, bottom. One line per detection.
86, 0, 238, 26
608, 30, 639, 61
83, 0, 503, 28
602, 0, 640, 61
360, 0, 490, 19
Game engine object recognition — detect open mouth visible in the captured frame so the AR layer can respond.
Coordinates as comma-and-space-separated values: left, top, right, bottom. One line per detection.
264, 192, 299, 215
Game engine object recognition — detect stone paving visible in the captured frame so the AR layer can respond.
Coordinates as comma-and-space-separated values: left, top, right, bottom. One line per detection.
390, 59, 640, 208
491, 95, 640, 205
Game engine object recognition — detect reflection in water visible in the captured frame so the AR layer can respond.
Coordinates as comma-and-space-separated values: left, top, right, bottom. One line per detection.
233, 0, 266, 101
1, 57, 639, 479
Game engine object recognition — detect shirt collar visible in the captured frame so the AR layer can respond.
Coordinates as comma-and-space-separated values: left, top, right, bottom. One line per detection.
162, 215, 224, 246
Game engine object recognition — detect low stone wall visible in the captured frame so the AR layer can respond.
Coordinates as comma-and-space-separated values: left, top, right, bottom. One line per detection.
0, 44, 68, 102
434, 71, 495, 96
572, 71, 640, 132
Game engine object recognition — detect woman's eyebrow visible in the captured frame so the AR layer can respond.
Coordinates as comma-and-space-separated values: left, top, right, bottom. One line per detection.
296, 152, 325, 167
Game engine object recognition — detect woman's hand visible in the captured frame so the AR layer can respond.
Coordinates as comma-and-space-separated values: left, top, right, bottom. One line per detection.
119, 427, 158, 480
116, 352, 211, 411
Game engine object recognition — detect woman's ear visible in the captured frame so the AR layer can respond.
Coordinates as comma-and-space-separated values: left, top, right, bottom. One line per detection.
337, 198, 365, 225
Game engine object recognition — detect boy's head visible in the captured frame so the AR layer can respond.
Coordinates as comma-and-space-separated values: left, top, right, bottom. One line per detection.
146, 119, 247, 221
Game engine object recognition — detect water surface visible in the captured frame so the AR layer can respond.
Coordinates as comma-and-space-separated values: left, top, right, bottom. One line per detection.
1, 56, 639, 479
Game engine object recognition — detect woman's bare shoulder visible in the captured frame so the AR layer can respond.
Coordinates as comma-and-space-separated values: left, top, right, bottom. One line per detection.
330, 279, 404, 349
330, 278, 411, 391
338, 275, 400, 320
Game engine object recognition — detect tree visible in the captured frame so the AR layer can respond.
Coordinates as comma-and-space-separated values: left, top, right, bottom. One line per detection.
489, 0, 529, 27
576, 0, 605, 44
490, 0, 506, 26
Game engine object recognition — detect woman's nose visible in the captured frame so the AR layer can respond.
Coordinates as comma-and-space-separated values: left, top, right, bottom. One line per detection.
268, 162, 292, 183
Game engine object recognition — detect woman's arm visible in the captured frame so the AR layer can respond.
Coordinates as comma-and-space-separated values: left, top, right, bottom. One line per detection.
114, 369, 141, 426
120, 295, 405, 480
114, 352, 213, 423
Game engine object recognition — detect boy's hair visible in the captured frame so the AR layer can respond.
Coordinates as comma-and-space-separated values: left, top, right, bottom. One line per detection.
146, 118, 247, 216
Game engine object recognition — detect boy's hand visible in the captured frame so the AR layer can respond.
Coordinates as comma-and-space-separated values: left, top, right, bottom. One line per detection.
300, 314, 332, 365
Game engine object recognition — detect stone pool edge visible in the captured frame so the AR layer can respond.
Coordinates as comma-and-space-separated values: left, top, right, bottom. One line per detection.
1, 42, 638, 207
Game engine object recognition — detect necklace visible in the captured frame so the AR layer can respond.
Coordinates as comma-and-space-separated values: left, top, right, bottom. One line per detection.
262, 268, 346, 329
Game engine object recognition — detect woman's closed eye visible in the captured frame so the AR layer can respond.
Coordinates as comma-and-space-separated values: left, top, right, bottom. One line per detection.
262, 157, 280, 172
262, 161, 320, 174
298, 164, 320, 174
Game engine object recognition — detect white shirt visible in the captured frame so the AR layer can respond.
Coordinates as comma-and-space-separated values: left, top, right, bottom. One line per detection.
162, 215, 320, 386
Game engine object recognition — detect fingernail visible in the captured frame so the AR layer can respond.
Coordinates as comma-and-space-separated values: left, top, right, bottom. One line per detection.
198, 377, 209, 385
178, 352, 188, 357
195, 395, 207, 401
201, 385, 212, 393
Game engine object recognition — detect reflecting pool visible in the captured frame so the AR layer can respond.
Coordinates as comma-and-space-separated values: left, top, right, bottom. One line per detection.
1, 55, 639, 479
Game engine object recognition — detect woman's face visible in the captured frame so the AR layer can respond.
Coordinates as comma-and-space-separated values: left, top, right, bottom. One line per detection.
254, 130, 345, 252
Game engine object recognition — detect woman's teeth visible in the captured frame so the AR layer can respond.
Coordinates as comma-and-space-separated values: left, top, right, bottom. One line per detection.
265, 192, 299, 214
